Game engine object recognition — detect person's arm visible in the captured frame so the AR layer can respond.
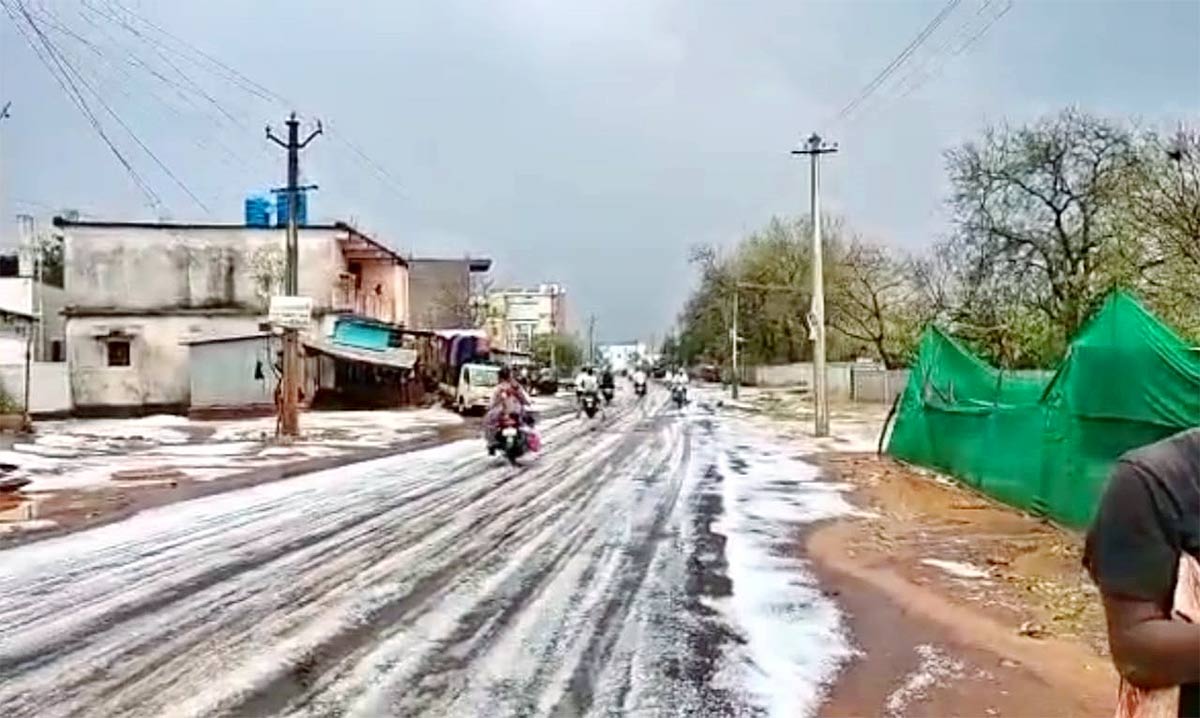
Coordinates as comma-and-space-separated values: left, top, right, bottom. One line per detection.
1086, 462, 1199, 689
1103, 594, 1200, 689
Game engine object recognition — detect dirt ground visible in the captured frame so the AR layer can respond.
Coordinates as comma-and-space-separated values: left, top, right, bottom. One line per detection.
809, 451, 1117, 718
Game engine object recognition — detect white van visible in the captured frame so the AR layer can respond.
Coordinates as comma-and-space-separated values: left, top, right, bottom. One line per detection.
452, 363, 500, 414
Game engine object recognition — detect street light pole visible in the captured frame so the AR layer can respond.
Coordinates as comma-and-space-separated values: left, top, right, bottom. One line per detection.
793, 133, 838, 437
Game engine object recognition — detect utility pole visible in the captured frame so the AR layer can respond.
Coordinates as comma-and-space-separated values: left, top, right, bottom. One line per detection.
549, 287, 558, 374
587, 314, 597, 365
793, 133, 837, 437
730, 287, 739, 399
0, 102, 10, 265
267, 113, 321, 438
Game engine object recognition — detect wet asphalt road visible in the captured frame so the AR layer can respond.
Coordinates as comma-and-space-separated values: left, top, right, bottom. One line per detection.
0, 388, 852, 717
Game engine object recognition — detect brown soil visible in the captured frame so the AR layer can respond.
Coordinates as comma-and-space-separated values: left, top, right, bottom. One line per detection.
810, 452, 1116, 718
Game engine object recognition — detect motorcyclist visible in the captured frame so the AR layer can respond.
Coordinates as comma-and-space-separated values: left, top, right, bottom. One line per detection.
484, 365, 531, 453
599, 366, 616, 402
575, 366, 600, 414
670, 366, 690, 403
632, 367, 648, 395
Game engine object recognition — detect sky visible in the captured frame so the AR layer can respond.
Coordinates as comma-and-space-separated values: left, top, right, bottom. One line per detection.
1, 0, 1197, 342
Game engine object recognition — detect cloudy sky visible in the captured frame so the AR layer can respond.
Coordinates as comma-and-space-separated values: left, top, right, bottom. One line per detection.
1, 0, 1197, 340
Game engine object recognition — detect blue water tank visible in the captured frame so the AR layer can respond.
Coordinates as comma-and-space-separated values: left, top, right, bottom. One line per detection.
275, 191, 308, 228
244, 195, 271, 227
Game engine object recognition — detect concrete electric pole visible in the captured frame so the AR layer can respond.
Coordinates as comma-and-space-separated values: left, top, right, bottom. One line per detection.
793, 133, 837, 437
730, 287, 739, 399
267, 113, 322, 439
587, 314, 597, 365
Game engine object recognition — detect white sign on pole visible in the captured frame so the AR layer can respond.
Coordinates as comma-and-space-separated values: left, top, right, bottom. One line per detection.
269, 296, 313, 329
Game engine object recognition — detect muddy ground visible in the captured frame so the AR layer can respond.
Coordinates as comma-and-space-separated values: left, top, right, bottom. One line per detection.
808, 451, 1116, 717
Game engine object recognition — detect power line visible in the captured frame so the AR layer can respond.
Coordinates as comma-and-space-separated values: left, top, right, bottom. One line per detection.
831, 0, 963, 125
12, 0, 210, 213
2, 0, 163, 209
896, 0, 1013, 102
93, 3, 408, 201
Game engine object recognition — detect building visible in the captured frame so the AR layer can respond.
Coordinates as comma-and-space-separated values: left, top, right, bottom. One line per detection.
484, 284, 567, 353
599, 341, 647, 373
0, 215, 66, 362
57, 218, 409, 415
185, 332, 278, 418
407, 257, 492, 330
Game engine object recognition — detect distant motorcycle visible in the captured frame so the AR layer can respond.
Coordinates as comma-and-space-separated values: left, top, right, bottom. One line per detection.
671, 385, 687, 409
580, 391, 600, 419
601, 385, 615, 405
634, 380, 647, 397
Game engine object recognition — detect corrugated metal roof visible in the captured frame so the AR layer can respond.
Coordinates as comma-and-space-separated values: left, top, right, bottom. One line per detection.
304, 337, 417, 370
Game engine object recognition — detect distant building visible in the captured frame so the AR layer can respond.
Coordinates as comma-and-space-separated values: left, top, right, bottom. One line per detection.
600, 341, 647, 373
484, 284, 567, 353
56, 217, 409, 415
0, 215, 66, 362
407, 257, 492, 330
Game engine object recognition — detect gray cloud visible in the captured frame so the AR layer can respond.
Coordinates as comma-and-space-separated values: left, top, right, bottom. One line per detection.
1, 0, 1196, 340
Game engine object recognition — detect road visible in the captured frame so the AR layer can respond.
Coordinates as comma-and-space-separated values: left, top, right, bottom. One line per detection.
0, 389, 857, 718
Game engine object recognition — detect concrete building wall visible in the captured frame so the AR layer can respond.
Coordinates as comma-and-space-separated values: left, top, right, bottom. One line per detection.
0, 278, 66, 360
61, 225, 347, 313
749, 361, 854, 400
485, 285, 567, 350
0, 362, 71, 415
0, 332, 25, 365
849, 366, 910, 403
408, 259, 470, 329
67, 314, 263, 412
189, 336, 276, 410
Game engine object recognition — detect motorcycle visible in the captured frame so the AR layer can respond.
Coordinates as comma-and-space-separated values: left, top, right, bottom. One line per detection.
634, 381, 647, 397
601, 385, 615, 405
671, 385, 687, 409
580, 391, 600, 419
495, 412, 537, 465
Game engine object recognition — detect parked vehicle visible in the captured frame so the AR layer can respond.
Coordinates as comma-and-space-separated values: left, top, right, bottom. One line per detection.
533, 367, 561, 396
447, 363, 500, 414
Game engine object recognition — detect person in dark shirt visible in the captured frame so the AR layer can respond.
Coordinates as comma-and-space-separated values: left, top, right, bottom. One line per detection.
1085, 428, 1200, 718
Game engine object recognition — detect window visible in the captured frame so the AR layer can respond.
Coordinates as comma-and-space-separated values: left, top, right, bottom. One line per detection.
50, 340, 64, 363
107, 340, 131, 367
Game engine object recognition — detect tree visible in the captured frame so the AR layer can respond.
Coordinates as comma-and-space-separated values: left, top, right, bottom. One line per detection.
532, 333, 583, 373
1121, 127, 1200, 338
826, 238, 925, 368
943, 109, 1145, 364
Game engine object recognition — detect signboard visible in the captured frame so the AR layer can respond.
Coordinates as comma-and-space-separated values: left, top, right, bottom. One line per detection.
507, 297, 544, 323
269, 296, 313, 329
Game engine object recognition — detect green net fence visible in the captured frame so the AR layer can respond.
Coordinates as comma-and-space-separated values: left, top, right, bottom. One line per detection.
887, 291, 1200, 528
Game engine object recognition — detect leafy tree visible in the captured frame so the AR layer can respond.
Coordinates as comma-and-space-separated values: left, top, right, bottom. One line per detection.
1121, 127, 1200, 338
532, 333, 583, 373
826, 239, 924, 368
941, 110, 1199, 364
943, 109, 1143, 363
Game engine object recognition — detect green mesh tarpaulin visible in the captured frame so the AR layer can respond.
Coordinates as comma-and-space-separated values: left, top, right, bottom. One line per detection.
887, 291, 1200, 527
